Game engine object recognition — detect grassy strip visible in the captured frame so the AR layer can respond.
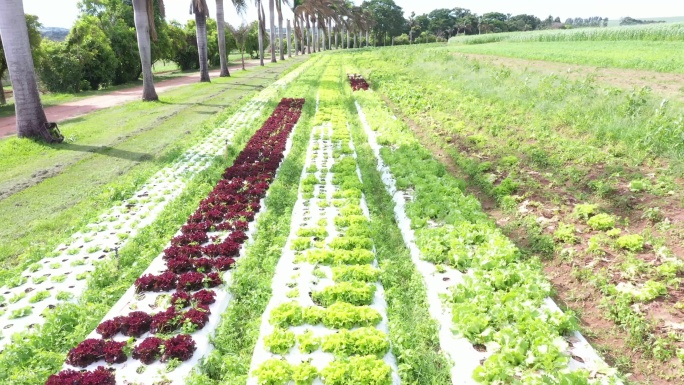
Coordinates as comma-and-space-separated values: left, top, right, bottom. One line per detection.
0, 62, 293, 192
343, 87, 452, 383
188, 59, 323, 385
0, 60, 305, 287
0, 71, 304, 384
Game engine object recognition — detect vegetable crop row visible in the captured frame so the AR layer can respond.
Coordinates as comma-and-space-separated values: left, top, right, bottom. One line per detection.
350, 72, 619, 384
46, 98, 306, 384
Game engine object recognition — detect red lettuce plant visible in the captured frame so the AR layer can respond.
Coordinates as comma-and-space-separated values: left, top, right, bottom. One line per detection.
150, 307, 181, 334
192, 257, 213, 272
213, 257, 235, 271
132, 337, 164, 364
167, 256, 193, 273
348, 74, 370, 91
103, 340, 127, 364
163, 245, 202, 260
177, 272, 205, 291
192, 289, 216, 305
161, 334, 196, 362
46, 367, 115, 385
66, 338, 105, 367
81, 367, 116, 385
96, 316, 124, 339
204, 272, 222, 288
183, 306, 210, 330
121, 311, 152, 337
171, 291, 191, 308
135, 271, 177, 292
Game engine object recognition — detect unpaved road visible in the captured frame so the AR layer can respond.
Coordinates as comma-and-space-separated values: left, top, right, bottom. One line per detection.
0, 60, 261, 138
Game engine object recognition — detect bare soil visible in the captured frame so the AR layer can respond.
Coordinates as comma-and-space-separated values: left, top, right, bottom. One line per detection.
460, 53, 684, 103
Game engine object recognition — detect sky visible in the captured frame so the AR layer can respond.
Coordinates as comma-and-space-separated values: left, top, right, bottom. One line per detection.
23, 0, 682, 29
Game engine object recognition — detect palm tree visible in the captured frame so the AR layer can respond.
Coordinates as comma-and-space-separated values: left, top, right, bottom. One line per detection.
286, 18, 292, 57
131, 0, 165, 101
293, 0, 346, 53
276, 0, 290, 60
216, 0, 247, 77
268, 0, 276, 62
190, 0, 211, 82
254, 0, 266, 65
0, 0, 61, 142
229, 22, 250, 70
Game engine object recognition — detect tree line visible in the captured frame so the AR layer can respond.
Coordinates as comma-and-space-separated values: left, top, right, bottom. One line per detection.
0, 0, 613, 141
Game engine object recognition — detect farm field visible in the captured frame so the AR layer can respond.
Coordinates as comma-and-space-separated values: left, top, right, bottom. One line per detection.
450, 40, 684, 74
2, 41, 684, 385
346, 44, 684, 383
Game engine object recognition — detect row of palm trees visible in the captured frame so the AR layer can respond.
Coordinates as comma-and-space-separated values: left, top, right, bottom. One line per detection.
0, 0, 375, 141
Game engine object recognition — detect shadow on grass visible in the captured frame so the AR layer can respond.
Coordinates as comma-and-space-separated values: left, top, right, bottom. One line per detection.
48, 143, 153, 162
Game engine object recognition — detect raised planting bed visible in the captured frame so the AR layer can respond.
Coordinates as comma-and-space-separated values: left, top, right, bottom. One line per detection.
352, 82, 619, 384
247, 84, 399, 385
0, 63, 311, 351
46, 98, 305, 384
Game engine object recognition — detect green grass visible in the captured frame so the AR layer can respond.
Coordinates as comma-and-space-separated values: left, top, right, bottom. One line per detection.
451, 40, 684, 73
0, 57, 307, 287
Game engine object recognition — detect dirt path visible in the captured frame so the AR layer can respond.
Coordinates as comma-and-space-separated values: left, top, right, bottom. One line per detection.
460, 53, 684, 102
0, 60, 262, 138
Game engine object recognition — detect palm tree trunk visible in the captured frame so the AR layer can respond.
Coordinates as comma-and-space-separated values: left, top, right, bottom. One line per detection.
132, 0, 159, 100
0, 77, 6, 105
334, 29, 338, 49
293, 19, 299, 56
353, 32, 356, 48
0, 0, 61, 142
215, 0, 230, 77
346, 29, 350, 49
195, 11, 211, 82
299, 19, 307, 55
312, 22, 316, 52
305, 17, 311, 54
286, 19, 292, 58
366, 30, 369, 47
328, 21, 331, 50
277, 1, 284, 60
257, 1, 265, 65
268, 0, 276, 62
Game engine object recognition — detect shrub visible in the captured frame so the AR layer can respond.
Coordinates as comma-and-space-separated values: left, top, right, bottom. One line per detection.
37, 40, 83, 93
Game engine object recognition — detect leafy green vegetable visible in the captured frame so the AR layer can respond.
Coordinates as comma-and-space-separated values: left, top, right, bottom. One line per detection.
264, 327, 296, 355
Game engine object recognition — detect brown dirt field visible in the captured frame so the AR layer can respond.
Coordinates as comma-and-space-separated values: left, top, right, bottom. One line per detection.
460, 53, 684, 103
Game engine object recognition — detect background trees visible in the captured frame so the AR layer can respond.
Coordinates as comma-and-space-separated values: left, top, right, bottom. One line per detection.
0, 14, 42, 105
3, 1, 617, 98
0, 0, 61, 142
